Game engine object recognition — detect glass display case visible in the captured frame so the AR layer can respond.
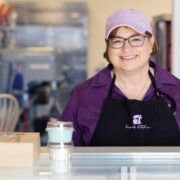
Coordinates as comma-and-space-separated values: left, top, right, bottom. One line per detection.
1, 147, 180, 180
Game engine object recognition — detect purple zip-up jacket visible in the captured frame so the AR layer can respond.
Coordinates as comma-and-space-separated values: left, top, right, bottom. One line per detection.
61, 61, 180, 146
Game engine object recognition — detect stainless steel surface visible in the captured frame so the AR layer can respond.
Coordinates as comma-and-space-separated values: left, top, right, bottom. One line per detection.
1, 147, 180, 180
0, 2, 88, 111
72, 146, 180, 153
7, 1, 87, 26
72, 147, 180, 166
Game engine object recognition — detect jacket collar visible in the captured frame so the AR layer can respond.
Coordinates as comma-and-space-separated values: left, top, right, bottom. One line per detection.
90, 61, 178, 88
91, 65, 111, 87
150, 61, 178, 88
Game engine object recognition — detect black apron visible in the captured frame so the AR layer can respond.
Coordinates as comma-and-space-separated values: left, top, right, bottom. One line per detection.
90, 70, 180, 146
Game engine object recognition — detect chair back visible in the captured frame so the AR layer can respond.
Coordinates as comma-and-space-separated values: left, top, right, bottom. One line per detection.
0, 94, 20, 131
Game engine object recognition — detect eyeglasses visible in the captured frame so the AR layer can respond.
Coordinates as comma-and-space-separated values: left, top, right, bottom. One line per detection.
108, 34, 149, 49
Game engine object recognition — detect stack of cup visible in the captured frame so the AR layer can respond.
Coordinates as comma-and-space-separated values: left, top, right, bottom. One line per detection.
46, 118, 74, 161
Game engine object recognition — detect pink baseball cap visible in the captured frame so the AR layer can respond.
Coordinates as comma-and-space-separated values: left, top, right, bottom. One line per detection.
105, 9, 152, 39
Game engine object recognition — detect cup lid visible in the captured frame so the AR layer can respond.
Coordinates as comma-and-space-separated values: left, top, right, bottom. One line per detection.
47, 118, 73, 128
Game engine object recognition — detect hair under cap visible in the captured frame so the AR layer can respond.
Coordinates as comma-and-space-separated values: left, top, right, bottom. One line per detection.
105, 9, 152, 39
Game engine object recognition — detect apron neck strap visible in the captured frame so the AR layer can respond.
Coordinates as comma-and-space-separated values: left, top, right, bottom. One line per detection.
107, 73, 116, 99
108, 70, 176, 113
148, 70, 159, 95
148, 70, 176, 112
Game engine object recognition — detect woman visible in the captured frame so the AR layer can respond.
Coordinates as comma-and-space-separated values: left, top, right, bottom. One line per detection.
61, 9, 180, 146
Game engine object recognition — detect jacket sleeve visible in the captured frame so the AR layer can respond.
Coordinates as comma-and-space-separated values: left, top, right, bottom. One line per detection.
60, 88, 84, 146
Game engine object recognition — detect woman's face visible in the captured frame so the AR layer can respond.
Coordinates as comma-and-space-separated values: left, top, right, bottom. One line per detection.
108, 26, 154, 73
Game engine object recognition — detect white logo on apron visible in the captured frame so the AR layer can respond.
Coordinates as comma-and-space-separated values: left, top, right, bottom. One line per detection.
125, 114, 151, 129
132, 114, 142, 125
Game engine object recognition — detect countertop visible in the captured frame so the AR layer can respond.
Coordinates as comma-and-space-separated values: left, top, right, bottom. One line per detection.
1, 146, 180, 180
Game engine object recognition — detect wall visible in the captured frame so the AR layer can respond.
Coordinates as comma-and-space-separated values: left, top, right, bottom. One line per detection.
6, 0, 172, 77
172, 0, 180, 78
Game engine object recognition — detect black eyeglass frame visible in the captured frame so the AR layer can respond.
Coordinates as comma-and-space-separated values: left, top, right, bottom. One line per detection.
108, 34, 150, 49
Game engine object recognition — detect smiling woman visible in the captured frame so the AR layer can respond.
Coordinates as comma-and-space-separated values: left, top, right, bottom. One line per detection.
105, 26, 154, 100
108, 27, 153, 73
61, 9, 180, 146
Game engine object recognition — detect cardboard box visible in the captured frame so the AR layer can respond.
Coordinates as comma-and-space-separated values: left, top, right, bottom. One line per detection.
0, 132, 40, 167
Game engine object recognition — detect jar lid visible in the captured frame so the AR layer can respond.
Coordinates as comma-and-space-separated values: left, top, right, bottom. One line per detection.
47, 118, 73, 128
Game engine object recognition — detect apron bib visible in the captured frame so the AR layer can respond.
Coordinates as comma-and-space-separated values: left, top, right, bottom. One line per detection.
90, 70, 180, 146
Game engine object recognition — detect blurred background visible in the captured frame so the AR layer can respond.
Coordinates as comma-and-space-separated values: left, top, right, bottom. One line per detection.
0, 0, 179, 145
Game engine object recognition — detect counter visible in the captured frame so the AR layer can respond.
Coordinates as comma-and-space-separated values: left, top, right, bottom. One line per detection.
1, 146, 180, 180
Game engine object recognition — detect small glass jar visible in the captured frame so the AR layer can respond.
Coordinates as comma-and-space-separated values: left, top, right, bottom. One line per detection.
46, 119, 74, 144
46, 118, 74, 161
48, 143, 73, 161
49, 158, 72, 178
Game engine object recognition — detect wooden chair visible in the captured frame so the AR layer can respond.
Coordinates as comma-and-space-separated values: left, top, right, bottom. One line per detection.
0, 94, 20, 131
